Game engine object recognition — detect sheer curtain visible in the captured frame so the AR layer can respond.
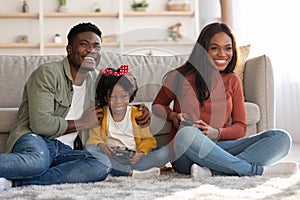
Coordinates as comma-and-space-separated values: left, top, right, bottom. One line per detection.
232, 0, 300, 142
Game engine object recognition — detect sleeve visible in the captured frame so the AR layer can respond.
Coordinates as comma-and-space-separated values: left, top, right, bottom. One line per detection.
26, 65, 68, 137
86, 126, 106, 146
85, 106, 108, 146
220, 75, 247, 140
131, 106, 157, 153
152, 71, 177, 121
135, 126, 157, 154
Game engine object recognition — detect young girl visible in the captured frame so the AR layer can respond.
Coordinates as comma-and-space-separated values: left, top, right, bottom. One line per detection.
85, 65, 170, 178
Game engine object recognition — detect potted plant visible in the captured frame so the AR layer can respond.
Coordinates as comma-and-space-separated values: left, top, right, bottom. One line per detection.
58, 0, 68, 12
59, 0, 66, 6
131, 0, 149, 11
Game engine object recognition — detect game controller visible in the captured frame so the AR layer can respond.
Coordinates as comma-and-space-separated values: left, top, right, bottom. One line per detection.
112, 146, 136, 159
178, 118, 197, 126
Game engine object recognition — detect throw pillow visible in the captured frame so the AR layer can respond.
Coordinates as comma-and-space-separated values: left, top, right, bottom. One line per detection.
234, 44, 251, 90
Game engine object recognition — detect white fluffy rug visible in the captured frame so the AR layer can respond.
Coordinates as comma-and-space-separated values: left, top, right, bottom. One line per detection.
1, 169, 300, 200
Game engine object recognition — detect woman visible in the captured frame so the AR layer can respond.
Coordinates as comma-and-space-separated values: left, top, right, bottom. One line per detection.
152, 22, 298, 179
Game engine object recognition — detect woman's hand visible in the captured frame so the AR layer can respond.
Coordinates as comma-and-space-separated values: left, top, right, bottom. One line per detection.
195, 120, 220, 141
171, 112, 191, 129
129, 152, 145, 164
170, 112, 181, 129
134, 104, 151, 127
97, 143, 114, 157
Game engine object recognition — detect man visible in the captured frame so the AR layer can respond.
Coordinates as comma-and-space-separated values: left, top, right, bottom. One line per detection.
0, 22, 150, 192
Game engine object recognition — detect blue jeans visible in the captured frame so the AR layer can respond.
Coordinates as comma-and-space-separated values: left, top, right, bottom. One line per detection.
173, 126, 291, 176
85, 145, 171, 176
0, 133, 111, 187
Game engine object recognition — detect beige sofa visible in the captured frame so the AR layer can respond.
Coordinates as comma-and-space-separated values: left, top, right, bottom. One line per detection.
0, 52, 274, 152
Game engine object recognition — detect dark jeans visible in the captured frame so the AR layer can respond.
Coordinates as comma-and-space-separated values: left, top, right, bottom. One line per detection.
0, 133, 111, 187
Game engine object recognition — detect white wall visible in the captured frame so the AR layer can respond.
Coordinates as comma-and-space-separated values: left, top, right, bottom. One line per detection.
232, 0, 300, 142
199, 0, 221, 29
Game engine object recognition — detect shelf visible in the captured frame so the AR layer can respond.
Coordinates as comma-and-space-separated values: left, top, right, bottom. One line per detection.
44, 12, 119, 18
0, 43, 39, 48
44, 43, 66, 48
43, 11, 194, 18
0, 41, 192, 49
124, 11, 194, 17
44, 42, 119, 48
0, 42, 119, 49
124, 41, 194, 46
0, 13, 39, 18
0, 0, 199, 55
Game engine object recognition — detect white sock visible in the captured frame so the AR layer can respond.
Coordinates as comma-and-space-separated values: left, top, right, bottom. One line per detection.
191, 164, 212, 180
0, 178, 12, 192
262, 161, 299, 176
132, 167, 160, 179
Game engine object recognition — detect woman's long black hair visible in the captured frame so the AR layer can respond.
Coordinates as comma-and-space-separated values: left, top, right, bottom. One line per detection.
172, 22, 238, 106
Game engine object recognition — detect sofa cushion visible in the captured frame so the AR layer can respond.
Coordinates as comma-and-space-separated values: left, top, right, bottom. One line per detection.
0, 134, 9, 153
0, 108, 18, 133
234, 44, 251, 90
0, 53, 271, 149
0, 108, 18, 153
99, 52, 189, 102
0, 55, 64, 108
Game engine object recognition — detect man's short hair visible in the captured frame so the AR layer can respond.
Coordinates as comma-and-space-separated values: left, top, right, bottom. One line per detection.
67, 22, 102, 44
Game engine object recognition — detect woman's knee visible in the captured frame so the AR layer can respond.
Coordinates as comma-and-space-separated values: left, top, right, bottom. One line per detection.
174, 127, 199, 145
261, 129, 292, 157
266, 129, 292, 146
273, 129, 292, 150
174, 126, 207, 151
277, 129, 292, 143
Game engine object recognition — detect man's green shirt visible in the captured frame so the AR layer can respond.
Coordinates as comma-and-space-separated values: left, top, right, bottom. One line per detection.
6, 57, 96, 152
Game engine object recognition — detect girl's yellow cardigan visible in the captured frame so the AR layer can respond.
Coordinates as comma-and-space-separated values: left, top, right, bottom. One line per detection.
86, 105, 157, 154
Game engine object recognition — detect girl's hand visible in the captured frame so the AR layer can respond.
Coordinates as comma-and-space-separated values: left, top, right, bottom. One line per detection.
129, 152, 145, 164
97, 143, 114, 157
195, 120, 220, 141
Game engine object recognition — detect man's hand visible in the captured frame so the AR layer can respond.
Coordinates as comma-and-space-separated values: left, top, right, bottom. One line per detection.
134, 104, 151, 127
66, 106, 104, 134
79, 106, 103, 129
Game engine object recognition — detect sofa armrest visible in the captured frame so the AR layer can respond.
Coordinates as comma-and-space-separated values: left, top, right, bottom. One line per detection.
243, 55, 275, 132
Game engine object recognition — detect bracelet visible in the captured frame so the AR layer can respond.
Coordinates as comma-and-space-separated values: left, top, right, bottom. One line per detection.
217, 128, 221, 138
212, 128, 221, 142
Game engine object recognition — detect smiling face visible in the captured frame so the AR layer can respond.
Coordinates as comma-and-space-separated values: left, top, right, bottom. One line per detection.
107, 84, 130, 121
207, 32, 233, 72
67, 31, 101, 72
